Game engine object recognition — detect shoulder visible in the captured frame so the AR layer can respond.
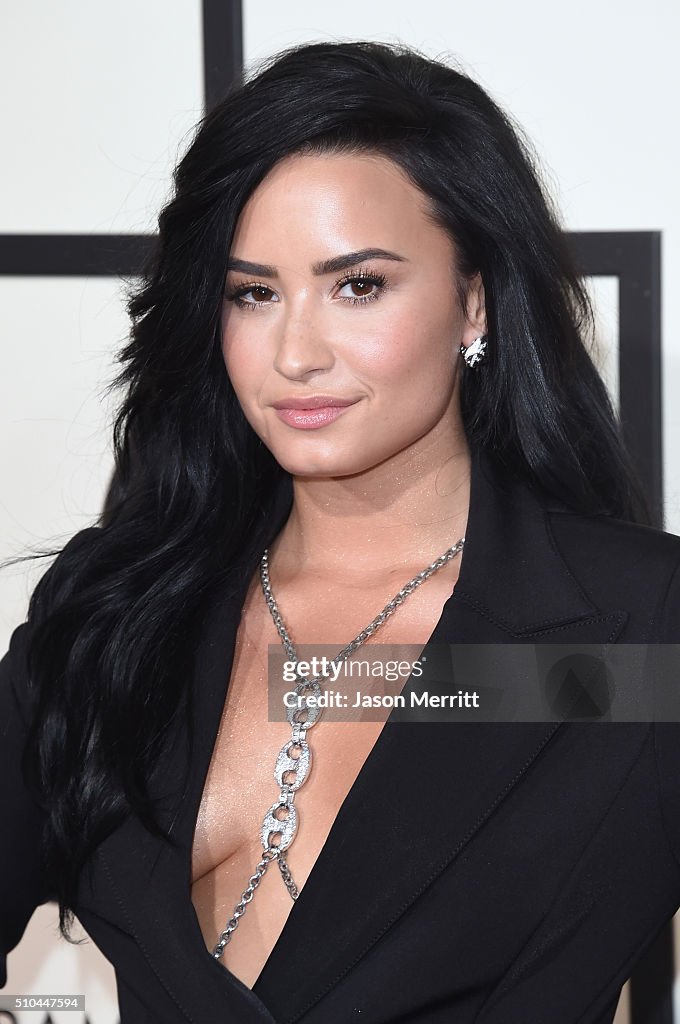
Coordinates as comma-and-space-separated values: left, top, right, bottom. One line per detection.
2, 526, 103, 711
545, 509, 680, 642
547, 507, 680, 567
41, 523, 104, 570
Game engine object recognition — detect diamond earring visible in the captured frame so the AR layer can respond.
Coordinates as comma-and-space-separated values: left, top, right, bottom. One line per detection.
460, 335, 488, 368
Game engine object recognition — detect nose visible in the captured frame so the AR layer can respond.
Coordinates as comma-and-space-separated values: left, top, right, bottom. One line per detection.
272, 304, 335, 380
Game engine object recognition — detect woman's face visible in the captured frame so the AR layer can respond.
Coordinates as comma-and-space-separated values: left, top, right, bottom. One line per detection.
221, 151, 485, 478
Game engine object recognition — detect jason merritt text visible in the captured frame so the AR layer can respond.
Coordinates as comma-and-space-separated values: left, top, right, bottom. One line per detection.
282, 690, 481, 709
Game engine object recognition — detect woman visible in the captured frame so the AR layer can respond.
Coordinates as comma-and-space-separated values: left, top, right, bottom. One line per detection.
2, 38, 680, 1024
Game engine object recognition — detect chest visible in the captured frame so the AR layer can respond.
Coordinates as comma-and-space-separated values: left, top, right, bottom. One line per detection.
188, 564, 460, 987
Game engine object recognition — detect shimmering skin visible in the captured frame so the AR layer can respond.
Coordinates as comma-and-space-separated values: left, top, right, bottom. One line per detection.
190, 152, 485, 989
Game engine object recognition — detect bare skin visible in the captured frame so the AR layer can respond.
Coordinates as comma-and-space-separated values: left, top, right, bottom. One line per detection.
190, 151, 487, 988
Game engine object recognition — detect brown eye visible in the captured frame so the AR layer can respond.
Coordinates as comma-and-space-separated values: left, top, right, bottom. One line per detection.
249, 286, 273, 302
226, 282, 279, 310
336, 271, 386, 305
349, 280, 374, 296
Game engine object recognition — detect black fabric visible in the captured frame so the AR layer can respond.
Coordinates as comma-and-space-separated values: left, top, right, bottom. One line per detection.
2, 445, 680, 1023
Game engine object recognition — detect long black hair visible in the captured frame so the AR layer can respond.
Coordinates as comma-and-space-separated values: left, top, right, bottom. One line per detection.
16, 39, 652, 943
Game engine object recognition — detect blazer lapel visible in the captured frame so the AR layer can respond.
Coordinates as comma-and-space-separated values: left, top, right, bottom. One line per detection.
94, 446, 628, 1024
251, 452, 628, 1021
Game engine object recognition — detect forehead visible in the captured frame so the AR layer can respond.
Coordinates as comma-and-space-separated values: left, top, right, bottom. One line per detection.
257, 150, 423, 195
230, 151, 452, 260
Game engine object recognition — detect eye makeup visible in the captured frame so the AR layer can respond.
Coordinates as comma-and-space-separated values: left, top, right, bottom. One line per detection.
335, 267, 387, 306
224, 265, 389, 311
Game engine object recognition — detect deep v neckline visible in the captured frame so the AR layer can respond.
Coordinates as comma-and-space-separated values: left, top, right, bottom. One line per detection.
92, 447, 619, 1023
180, 548, 467, 995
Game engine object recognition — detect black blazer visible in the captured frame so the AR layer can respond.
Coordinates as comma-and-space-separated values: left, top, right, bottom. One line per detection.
3, 446, 680, 1024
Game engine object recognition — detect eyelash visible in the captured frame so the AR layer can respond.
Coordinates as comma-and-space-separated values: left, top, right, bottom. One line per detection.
224, 266, 388, 311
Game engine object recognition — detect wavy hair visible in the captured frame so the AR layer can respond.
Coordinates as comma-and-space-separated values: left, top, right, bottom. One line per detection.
15, 39, 652, 943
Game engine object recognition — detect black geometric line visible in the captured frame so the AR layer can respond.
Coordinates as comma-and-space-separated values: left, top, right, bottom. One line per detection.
0, 234, 153, 277
569, 231, 663, 530
202, 0, 243, 111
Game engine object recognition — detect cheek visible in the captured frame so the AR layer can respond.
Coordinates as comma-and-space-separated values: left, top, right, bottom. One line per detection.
351, 313, 456, 392
220, 324, 266, 402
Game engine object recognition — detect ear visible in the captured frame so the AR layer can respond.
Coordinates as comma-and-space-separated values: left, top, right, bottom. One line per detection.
461, 273, 487, 345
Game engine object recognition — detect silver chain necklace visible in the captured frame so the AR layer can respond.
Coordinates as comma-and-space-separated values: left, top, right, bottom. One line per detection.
211, 534, 465, 961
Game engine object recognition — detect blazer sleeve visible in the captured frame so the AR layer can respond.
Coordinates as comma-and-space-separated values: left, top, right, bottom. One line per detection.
0, 526, 103, 988
652, 552, 680, 872
0, 619, 56, 988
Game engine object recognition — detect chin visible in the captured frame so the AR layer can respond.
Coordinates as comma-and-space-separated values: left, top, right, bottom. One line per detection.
270, 448, 375, 479
273, 460, 355, 478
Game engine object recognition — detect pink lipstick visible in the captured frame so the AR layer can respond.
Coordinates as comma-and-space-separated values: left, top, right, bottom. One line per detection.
271, 394, 359, 430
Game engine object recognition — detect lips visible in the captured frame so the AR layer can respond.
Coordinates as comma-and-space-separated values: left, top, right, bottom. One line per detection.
272, 401, 358, 431
271, 395, 359, 410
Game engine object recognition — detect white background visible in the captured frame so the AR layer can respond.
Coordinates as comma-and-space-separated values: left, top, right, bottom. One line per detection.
2, 3, 679, 1022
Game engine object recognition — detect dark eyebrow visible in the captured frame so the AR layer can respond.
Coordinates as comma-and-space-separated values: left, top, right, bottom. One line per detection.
225, 248, 408, 278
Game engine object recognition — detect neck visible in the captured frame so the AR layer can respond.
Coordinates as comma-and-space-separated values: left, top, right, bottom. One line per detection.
268, 435, 471, 587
